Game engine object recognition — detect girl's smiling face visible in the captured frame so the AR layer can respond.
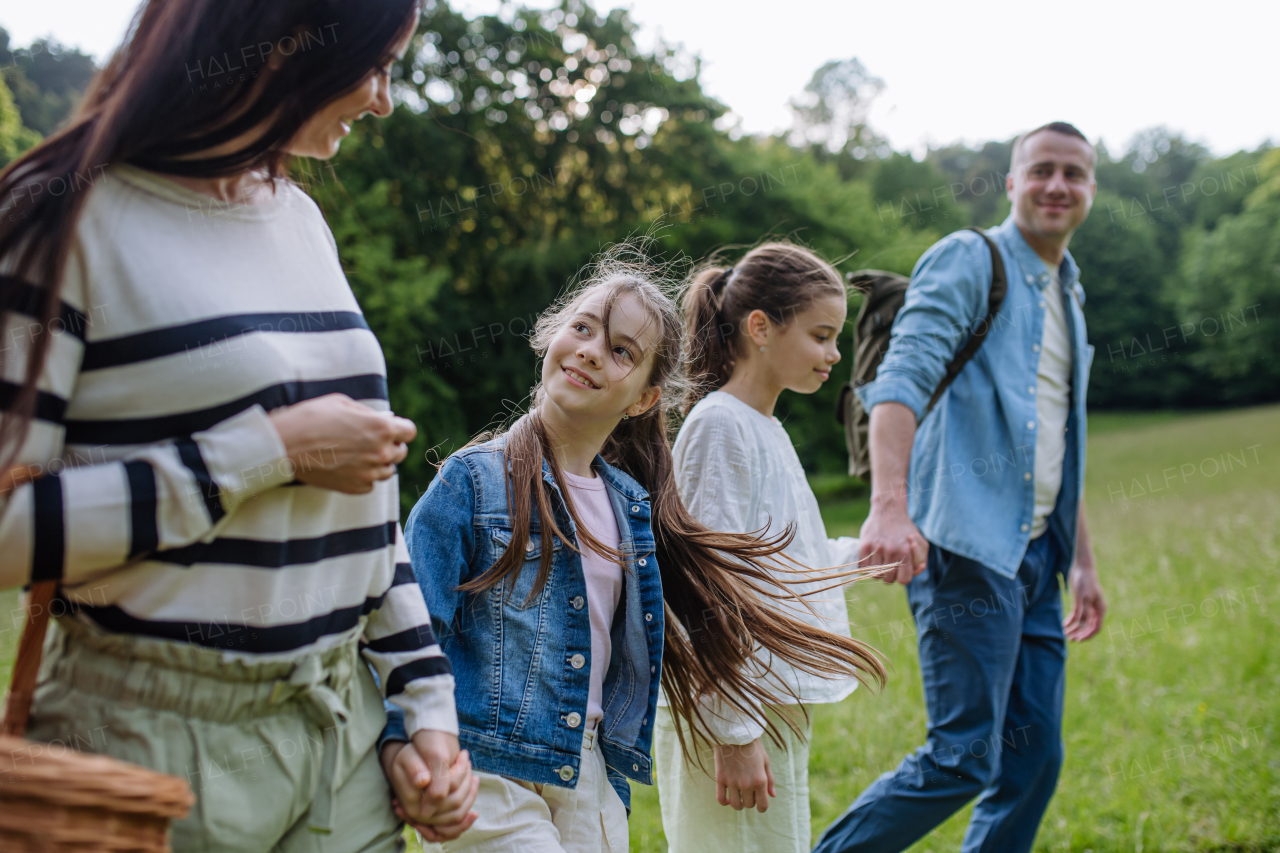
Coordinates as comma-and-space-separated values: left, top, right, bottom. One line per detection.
541, 288, 662, 426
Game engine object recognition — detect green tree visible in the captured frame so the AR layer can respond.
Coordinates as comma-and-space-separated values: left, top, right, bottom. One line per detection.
0, 30, 96, 135
0, 72, 40, 167
1173, 149, 1280, 402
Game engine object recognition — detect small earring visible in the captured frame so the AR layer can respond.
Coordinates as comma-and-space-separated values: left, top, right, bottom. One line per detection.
759, 345, 766, 353
623, 413, 630, 420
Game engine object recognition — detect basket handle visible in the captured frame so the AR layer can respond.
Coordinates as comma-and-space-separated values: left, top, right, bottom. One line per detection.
0, 465, 54, 739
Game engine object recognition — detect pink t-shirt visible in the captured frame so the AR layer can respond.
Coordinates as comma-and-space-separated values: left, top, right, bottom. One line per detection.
561, 469, 623, 730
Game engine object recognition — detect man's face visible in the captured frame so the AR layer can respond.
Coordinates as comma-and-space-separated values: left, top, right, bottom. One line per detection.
1007, 131, 1097, 242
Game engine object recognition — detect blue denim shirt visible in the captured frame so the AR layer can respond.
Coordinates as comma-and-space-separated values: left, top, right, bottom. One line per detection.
387, 438, 664, 809
857, 216, 1094, 576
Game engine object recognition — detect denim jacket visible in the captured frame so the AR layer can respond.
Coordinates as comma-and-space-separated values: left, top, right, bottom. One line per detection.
388, 438, 664, 809
857, 216, 1094, 576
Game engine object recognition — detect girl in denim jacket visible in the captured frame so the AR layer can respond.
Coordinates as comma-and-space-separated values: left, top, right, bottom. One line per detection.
396, 248, 885, 853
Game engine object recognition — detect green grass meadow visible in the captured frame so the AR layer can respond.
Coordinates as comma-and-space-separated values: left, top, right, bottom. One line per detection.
3, 407, 1276, 852
627, 405, 1280, 853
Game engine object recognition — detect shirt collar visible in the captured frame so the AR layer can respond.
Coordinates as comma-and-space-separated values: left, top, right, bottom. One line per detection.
994, 215, 1080, 292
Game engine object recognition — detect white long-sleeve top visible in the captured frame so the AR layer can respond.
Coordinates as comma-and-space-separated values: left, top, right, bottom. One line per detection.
0, 164, 456, 736
667, 390, 860, 744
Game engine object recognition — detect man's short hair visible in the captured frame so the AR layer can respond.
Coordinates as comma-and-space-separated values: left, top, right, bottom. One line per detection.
1012, 121, 1095, 169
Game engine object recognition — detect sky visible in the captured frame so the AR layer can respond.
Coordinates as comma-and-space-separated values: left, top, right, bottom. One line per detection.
3, 0, 1273, 158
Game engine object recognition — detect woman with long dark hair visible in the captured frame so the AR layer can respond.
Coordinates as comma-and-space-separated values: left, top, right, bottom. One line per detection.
0, 1, 476, 848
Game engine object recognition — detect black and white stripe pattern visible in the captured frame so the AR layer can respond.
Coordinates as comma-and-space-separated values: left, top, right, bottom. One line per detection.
0, 165, 456, 736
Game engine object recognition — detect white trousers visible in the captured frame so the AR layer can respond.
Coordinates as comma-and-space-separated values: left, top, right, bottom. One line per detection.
424, 729, 628, 853
654, 706, 813, 853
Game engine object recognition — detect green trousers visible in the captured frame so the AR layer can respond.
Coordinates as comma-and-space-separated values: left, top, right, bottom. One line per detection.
27, 617, 404, 853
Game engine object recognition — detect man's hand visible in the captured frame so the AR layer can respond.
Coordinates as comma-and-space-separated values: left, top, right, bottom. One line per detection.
1064, 564, 1105, 641
379, 730, 479, 842
861, 402, 929, 585
860, 500, 929, 586
713, 738, 775, 813
1063, 501, 1105, 641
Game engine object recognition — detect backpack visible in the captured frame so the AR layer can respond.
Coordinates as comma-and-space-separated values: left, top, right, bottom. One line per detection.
836, 226, 1008, 480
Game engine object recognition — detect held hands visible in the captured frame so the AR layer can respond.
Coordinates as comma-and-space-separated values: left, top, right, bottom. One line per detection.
268, 394, 417, 494
379, 729, 479, 842
713, 738, 775, 813
859, 498, 929, 586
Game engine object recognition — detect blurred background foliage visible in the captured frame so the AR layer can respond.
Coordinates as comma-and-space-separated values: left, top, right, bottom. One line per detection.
1, 0, 1275, 508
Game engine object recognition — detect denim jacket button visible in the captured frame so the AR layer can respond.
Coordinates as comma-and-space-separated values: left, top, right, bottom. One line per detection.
632, 505, 640, 513
1021, 523, 1030, 532
570, 653, 586, 669
559, 765, 575, 781
638, 558, 647, 566
632, 763, 639, 771
1024, 472, 1032, 481
566, 712, 582, 728
1033, 343, 1041, 353
525, 540, 535, 553
644, 613, 653, 622
571, 595, 585, 610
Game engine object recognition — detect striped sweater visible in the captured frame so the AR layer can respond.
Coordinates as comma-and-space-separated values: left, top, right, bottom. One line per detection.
0, 164, 457, 736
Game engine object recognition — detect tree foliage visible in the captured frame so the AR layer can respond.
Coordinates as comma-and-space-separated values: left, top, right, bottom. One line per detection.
0, 7, 1272, 491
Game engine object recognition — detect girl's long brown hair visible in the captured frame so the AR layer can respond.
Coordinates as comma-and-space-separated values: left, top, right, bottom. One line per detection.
0, 0, 420, 469
683, 240, 848, 414
463, 246, 886, 758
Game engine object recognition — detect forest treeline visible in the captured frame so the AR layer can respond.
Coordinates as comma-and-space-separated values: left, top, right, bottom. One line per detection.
2, 1, 1275, 497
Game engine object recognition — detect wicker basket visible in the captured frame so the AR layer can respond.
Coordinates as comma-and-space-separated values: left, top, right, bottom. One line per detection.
1, 472, 195, 853
0, 732, 195, 852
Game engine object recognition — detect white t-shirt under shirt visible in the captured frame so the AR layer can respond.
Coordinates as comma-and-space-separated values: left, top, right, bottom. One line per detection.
561, 469, 624, 730
1031, 264, 1073, 538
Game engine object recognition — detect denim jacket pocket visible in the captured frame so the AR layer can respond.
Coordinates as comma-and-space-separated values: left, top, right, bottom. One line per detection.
489, 527, 559, 611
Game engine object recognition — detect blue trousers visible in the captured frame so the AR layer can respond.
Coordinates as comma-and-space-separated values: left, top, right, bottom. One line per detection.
814, 532, 1067, 853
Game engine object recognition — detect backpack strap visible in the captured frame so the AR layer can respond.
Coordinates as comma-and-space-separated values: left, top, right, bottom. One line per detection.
924, 226, 1008, 414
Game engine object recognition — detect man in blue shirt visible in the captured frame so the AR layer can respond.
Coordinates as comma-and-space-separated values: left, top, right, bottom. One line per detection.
815, 122, 1108, 853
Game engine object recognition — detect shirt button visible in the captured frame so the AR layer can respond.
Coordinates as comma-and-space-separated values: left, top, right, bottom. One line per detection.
570, 653, 586, 669
1039, 300, 1047, 309
1024, 472, 1032, 481
1033, 343, 1041, 353
1027, 386, 1035, 394
559, 765, 575, 781
571, 595, 585, 610
566, 712, 582, 728
1025, 274, 1035, 283
638, 558, 647, 566
644, 613, 653, 622
1021, 523, 1030, 532
1027, 420, 1036, 430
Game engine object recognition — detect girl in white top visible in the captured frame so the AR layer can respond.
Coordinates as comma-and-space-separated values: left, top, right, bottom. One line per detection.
656, 242, 881, 853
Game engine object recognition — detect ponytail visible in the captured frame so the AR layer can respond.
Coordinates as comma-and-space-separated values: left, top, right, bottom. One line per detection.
682, 265, 736, 414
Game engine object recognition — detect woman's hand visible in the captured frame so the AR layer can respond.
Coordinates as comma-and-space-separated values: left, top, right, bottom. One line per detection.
713, 738, 775, 813
268, 394, 417, 494
379, 730, 479, 841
